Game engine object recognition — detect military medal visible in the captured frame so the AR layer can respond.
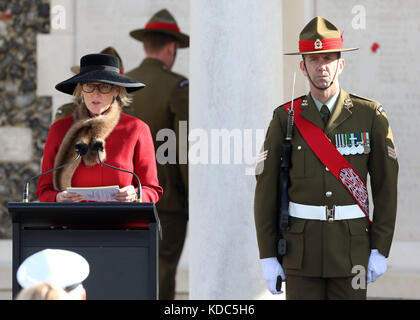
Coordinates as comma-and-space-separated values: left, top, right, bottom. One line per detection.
343, 134, 348, 155
336, 132, 370, 155
349, 133, 358, 155
335, 134, 343, 154
363, 132, 371, 154
356, 132, 364, 154
343, 134, 351, 155
338, 134, 344, 154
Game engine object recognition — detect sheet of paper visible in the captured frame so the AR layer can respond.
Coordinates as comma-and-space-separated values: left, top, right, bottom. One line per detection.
67, 185, 120, 202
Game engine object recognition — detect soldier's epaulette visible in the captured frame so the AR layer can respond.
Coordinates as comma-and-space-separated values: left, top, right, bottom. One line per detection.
349, 93, 381, 107
274, 95, 307, 113
162, 66, 186, 80
349, 93, 384, 116
162, 67, 189, 89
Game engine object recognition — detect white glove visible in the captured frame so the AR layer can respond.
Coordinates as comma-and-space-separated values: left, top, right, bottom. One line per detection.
261, 257, 286, 294
367, 249, 387, 283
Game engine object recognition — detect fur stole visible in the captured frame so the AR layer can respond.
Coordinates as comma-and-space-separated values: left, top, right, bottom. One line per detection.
52, 102, 121, 191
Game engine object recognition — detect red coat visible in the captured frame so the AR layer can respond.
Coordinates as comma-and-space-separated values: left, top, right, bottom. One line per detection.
36, 113, 163, 203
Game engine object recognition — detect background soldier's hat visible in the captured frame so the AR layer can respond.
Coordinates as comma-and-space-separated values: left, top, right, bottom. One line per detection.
71, 47, 124, 74
129, 9, 189, 48
284, 16, 358, 55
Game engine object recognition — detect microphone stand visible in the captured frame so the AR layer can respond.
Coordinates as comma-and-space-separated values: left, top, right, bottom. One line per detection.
93, 142, 142, 202
93, 142, 162, 239
23, 142, 88, 203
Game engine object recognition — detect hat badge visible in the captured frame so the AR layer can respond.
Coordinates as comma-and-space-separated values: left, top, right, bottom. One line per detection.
314, 39, 323, 50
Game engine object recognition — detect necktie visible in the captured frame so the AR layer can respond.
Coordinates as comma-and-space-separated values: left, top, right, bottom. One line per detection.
320, 105, 330, 126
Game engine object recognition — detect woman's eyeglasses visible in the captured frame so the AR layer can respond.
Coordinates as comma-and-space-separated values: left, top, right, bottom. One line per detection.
81, 83, 115, 94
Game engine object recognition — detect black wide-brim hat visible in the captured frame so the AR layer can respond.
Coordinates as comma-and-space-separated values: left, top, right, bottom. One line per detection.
55, 54, 145, 95
70, 47, 125, 74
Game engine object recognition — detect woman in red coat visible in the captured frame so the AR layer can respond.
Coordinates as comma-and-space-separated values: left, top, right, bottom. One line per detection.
36, 53, 163, 203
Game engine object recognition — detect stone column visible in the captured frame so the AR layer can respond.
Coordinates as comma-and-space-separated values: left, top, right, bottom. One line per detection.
189, 0, 284, 299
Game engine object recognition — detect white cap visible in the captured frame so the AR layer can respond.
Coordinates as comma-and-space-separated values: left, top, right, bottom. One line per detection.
17, 249, 90, 289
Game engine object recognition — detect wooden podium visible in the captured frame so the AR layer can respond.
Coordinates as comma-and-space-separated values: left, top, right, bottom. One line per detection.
8, 202, 161, 300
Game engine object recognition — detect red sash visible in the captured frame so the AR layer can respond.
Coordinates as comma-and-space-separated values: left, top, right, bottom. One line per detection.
284, 98, 372, 225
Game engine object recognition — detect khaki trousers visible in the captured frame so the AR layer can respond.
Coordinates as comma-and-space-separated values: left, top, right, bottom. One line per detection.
285, 275, 367, 300
158, 210, 188, 300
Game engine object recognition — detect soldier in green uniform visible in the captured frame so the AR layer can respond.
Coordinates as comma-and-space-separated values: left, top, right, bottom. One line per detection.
53, 47, 134, 122
254, 17, 398, 299
127, 9, 189, 300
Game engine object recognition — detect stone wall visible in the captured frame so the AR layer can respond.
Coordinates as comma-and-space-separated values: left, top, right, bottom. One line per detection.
0, 0, 51, 238
312, 0, 420, 298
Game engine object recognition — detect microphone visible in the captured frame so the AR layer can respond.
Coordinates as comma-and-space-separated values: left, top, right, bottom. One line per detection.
23, 142, 89, 203
92, 141, 142, 202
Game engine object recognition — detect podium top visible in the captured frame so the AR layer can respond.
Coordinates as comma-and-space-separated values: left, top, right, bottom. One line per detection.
7, 202, 160, 230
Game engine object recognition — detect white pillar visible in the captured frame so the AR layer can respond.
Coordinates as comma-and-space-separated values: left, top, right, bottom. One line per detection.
37, 0, 76, 117
189, 0, 284, 299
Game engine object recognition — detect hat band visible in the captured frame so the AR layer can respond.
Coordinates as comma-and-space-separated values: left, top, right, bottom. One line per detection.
80, 65, 120, 74
145, 22, 180, 32
299, 37, 343, 53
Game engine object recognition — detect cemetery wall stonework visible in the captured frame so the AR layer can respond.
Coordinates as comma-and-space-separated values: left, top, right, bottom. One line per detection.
0, 0, 51, 238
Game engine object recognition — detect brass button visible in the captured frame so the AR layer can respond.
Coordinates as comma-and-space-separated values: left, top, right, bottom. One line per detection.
325, 167, 330, 172
325, 191, 332, 197
297, 146, 302, 150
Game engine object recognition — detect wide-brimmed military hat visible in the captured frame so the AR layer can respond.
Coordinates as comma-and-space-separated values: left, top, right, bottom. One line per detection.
130, 9, 189, 48
56, 53, 145, 95
16, 249, 90, 289
284, 16, 358, 55
71, 46, 125, 74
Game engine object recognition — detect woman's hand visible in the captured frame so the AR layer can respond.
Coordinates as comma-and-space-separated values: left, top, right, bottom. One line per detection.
115, 185, 137, 202
56, 191, 85, 202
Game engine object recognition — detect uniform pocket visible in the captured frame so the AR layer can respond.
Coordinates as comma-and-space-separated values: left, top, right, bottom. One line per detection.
282, 218, 306, 270
290, 145, 305, 178
344, 153, 369, 179
290, 146, 315, 179
348, 219, 370, 268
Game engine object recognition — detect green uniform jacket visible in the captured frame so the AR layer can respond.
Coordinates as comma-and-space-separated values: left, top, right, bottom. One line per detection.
254, 88, 398, 278
126, 58, 188, 213
54, 103, 77, 122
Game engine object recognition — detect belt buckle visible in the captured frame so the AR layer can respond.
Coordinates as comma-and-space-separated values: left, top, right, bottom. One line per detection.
326, 206, 335, 223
